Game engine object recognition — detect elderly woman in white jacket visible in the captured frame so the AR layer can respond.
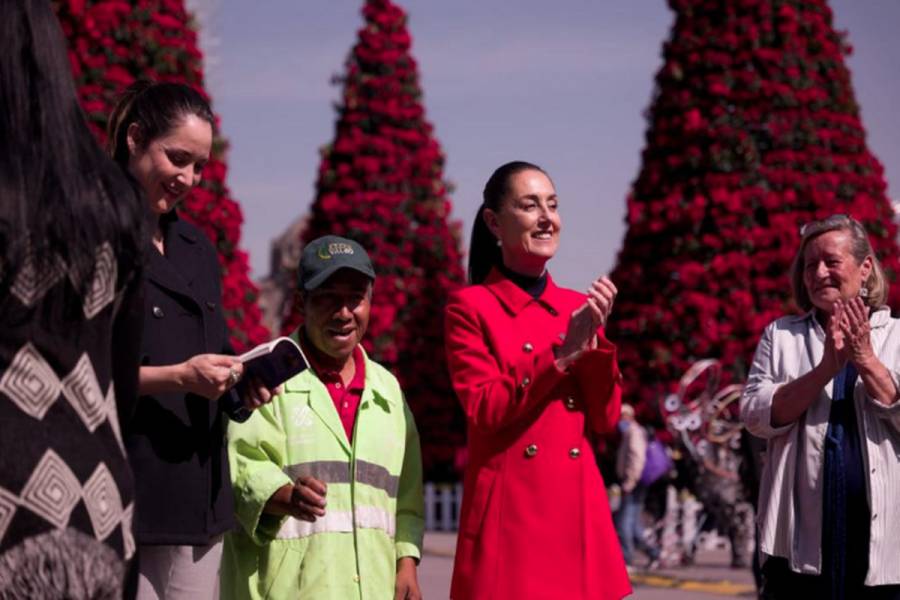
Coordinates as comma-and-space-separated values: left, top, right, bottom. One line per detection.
741, 214, 900, 600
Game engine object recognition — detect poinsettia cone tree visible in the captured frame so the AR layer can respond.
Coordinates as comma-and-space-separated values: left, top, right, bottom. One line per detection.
54, 0, 268, 351
608, 0, 900, 413
280, 0, 466, 478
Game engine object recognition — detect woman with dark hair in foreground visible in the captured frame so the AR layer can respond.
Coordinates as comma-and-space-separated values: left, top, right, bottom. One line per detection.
107, 80, 276, 599
0, 0, 145, 596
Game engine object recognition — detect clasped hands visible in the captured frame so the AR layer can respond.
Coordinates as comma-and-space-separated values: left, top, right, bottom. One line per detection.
822, 296, 874, 376
555, 276, 617, 370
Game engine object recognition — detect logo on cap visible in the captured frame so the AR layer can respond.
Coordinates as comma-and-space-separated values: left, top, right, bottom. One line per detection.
329, 242, 354, 255
317, 242, 355, 261
300, 235, 374, 291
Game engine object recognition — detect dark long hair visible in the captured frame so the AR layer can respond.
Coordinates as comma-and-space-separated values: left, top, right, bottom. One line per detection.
468, 161, 547, 284
0, 0, 144, 312
107, 80, 214, 171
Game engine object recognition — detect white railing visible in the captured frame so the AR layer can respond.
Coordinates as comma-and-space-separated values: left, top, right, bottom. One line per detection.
424, 482, 463, 531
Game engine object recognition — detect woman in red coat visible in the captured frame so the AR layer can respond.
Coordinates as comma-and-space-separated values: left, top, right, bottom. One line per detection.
446, 161, 631, 600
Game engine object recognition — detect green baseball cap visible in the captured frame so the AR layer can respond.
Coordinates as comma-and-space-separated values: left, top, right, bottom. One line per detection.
299, 235, 375, 291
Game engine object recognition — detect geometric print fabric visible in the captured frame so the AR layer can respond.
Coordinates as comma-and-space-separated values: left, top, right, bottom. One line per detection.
1, 241, 121, 432
61, 353, 106, 432
121, 502, 135, 560
83, 463, 122, 542
10, 241, 117, 319
18, 449, 81, 530
104, 384, 126, 456
9, 245, 66, 308
82, 242, 117, 319
1, 343, 120, 439
1, 449, 133, 554
0, 340, 132, 549
0, 486, 17, 546
0, 343, 62, 421
1, 239, 133, 561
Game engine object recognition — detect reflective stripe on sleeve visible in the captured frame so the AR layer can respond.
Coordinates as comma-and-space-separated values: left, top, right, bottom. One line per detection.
283, 460, 351, 484
282, 459, 399, 497
355, 460, 400, 498
354, 504, 396, 536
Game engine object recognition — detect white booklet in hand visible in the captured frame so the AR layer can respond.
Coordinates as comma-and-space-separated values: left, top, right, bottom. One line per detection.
239, 337, 309, 389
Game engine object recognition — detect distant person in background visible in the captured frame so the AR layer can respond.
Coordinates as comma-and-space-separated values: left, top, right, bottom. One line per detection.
742, 214, 900, 599
0, 0, 144, 596
445, 161, 631, 599
108, 80, 276, 599
739, 429, 766, 591
614, 404, 661, 569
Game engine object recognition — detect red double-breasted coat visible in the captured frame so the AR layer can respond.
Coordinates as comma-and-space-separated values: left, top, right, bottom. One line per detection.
445, 269, 631, 600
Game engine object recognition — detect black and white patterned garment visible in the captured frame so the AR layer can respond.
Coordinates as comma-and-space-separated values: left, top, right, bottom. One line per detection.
0, 241, 143, 599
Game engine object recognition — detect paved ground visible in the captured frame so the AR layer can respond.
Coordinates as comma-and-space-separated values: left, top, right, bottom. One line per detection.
419, 532, 758, 599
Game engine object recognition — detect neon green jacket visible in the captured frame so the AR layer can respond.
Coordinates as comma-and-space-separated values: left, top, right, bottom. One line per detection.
220, 351, 424, 600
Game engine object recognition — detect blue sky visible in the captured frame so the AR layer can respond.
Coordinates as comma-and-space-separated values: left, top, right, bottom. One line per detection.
193, 1, 900, 292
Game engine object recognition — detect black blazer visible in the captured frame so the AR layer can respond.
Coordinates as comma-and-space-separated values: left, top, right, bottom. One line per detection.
125, 212, 246, 545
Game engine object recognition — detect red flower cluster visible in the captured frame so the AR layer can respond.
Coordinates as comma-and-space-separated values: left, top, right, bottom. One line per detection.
54, 0, 268, 352
280, 0, 466, 479
609, 0, 900, 414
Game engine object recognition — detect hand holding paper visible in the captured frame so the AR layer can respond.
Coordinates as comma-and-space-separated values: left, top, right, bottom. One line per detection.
239, 337, 309, 390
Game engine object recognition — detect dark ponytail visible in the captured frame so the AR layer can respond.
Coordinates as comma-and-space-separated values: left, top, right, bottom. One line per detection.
468, 206, 501, 285
468, 161, 547, 284
107, 80, 214, 170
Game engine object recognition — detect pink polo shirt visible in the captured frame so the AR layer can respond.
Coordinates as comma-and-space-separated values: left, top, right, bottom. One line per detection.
304, 341, 366, 442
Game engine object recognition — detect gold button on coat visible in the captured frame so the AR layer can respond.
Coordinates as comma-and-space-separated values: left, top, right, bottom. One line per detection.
524, 444, 538, 458
565, 396, 577, 410
569, 448, 581, 459
522, 342, 534, 353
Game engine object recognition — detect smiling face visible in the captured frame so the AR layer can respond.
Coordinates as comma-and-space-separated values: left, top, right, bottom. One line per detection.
484, 169, 561, 276
802, 229, 872, 313
127, 113, 212, 215
300, 269, 373, 364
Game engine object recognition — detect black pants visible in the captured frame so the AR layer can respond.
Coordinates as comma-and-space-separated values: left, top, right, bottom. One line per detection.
761, 557, 900, 600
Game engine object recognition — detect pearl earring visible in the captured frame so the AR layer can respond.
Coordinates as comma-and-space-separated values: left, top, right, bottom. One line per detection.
496, 239, 501, 247
859, 286, 869, 298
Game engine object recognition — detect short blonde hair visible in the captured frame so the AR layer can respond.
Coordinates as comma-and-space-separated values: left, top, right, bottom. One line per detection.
789, 214, 888, 311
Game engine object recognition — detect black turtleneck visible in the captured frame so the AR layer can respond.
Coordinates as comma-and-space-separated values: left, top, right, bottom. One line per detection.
498, 263, 548, 299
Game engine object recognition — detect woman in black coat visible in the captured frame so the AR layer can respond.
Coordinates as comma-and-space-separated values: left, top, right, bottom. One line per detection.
107, 81, 274, 600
